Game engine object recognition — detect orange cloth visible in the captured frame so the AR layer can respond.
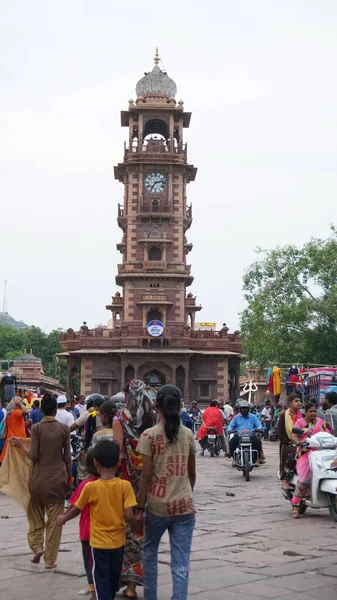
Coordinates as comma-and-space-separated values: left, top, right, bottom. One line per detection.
0, 439, 32, 512
273, 367, 282, 396
197, 406, 223, 440
0, 409, 27, 463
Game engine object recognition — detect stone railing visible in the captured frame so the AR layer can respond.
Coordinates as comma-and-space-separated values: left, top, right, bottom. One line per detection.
60, 325, 241, 354
143, 260, 167, 271
140, 200, 171, 214
126, 140, 187, 158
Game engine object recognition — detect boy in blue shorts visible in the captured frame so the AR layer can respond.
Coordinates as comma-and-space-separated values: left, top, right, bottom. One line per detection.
57, 440, 138, 600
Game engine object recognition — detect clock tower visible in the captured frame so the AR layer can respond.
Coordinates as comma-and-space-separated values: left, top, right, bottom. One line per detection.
60, 51, 241, 405
112, 49, 198, 333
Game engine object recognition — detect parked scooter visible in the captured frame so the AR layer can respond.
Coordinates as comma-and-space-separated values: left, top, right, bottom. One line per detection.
282, 429, 337, 521
232, 429, 260, 481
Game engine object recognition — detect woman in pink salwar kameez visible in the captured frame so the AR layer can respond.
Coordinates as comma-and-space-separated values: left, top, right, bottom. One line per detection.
291, 401, 328, 518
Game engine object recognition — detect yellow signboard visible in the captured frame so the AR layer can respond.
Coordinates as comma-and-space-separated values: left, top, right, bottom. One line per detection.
200, 322, 216, 327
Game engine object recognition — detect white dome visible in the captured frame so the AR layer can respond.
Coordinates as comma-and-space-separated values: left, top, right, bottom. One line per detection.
136, 50, 177, 98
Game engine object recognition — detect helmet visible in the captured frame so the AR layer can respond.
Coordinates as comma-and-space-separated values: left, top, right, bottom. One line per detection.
239, 400, 250, 409
85, 393, 105, 407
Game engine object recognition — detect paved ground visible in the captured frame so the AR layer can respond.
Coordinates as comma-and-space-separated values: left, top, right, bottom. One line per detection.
1, 443, 337, 599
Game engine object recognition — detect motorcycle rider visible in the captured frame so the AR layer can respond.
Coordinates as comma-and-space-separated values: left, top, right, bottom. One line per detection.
197, 400, 226, 456
227, 400, 264, 462
189, 400, 201, 419
223, 400, 234, 420
261, 401, 273, 439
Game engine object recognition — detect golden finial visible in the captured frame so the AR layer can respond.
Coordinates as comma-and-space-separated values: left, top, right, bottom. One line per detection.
154, 47, 160, 65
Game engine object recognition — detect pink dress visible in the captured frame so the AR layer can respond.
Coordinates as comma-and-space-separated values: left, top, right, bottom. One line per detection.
294, 417, 325, 484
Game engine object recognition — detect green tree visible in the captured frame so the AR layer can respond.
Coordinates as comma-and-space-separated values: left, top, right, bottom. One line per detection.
0, 324, 24, 359
240, 227, 337, 367
23, 326, 47, 362
0, 324, 66, 387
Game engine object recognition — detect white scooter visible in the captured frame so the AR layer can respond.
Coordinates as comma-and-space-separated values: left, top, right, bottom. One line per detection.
283, 429, 337, 521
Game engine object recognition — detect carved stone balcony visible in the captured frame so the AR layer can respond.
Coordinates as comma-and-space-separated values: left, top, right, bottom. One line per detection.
140, 200, 171, 215
143, 260, 167, 272
117, 203, 126, 229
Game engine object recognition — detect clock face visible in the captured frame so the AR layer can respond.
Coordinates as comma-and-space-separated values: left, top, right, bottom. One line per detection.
144, 172, 167, 193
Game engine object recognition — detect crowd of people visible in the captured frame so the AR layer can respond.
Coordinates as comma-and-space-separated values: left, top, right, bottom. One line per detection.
2, 384, 337, 596
187, 390, 337, 520
0, 381, 196, 600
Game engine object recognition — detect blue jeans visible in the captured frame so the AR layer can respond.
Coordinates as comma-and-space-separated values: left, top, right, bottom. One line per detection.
143, 511, 195, 600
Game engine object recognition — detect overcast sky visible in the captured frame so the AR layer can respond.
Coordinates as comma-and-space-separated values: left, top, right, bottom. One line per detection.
1, 0, 337, 333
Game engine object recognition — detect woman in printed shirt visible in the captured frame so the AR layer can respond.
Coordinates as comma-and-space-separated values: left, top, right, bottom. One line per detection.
136, 385, 196, 600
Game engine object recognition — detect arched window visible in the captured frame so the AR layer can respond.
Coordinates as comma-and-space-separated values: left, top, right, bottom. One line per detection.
143, 369, 166, 388
148, 246, 162, 261
143, 119, 169, 140
125, 365, 135, 385
147, 309, 162, 322
176, 365, 185, 394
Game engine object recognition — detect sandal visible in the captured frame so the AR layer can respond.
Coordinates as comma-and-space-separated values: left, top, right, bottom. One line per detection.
292, 507, 300, 519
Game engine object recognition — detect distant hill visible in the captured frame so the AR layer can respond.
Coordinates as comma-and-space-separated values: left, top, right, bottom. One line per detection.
0, 312, 29, 330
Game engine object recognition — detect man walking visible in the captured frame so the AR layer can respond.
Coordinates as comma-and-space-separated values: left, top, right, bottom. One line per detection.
325, 392, 337, 435
10, 393, 72, 568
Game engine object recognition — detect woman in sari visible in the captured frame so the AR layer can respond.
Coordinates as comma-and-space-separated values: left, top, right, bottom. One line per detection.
291, 400, 328, 518
0, 397, 29, 464
113, 379, 157, 599
277, 393, 302, 497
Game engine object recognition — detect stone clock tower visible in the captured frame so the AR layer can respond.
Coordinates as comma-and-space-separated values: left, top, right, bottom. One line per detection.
112, 49, 198, 333
60, 51, 241, 405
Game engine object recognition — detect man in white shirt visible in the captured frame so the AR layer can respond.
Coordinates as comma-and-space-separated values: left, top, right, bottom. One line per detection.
56, 395, 74, 427
261, 402, 272, 439
223, 401, 234, 419
74, 395, 87, 416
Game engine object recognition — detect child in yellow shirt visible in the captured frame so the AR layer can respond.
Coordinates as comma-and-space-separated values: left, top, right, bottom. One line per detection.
57, 440, 138, 600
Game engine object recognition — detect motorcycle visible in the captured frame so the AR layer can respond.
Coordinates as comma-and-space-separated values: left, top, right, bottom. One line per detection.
206, 427, 222, 457
269, 421, 278, 442
232, 429, 260, 481
192, 414, 202, 437
282, 429, 337, 521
